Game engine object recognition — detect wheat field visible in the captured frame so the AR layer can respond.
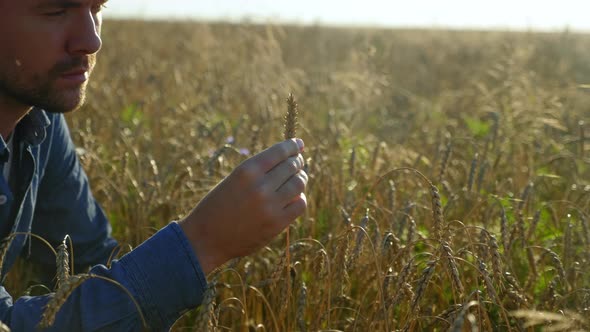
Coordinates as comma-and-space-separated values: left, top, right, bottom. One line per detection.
5, 20, 590, 331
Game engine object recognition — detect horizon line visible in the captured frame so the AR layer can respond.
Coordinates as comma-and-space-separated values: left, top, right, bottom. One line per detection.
103, 15, 590, 34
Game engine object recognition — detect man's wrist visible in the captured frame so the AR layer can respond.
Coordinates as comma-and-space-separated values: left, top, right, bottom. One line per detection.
176, 219, 220, 275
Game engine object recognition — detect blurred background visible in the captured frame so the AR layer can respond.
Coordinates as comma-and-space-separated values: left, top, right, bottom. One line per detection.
104, 0, 589, 32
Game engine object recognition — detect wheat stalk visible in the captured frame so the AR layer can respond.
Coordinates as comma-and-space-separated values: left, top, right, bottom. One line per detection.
580, 214, 590, 248
499, 204, 509, 251
283, 92, 299, 330
0, 234, 17, 276
466, 152, 478, 192
513, 182, 533, 247
388, 180, 396, 225
579, 120, 585, 157
1, 232, 58, 279
526, 209, 542, 241
381, 267, 393, 308
397, 201, 415, 239
438, 139, 452, 183
348, 146, 356, 178
563, 218, 573, 281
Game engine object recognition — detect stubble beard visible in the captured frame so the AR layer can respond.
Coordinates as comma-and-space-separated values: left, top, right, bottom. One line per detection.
0, 55, 95, 114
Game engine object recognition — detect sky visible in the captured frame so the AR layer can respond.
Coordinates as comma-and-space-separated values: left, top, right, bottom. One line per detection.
103, 0, 590, 32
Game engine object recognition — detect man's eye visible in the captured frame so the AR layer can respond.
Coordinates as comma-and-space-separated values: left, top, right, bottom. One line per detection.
45, 10, 67, 17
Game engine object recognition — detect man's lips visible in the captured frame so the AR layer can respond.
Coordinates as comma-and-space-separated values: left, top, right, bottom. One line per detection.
59, 68, 89, 84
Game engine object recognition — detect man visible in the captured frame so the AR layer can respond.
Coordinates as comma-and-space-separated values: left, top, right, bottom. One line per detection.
0, 0, 308, 330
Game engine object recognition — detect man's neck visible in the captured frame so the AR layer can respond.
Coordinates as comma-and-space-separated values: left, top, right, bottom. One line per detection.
0, 95, 32, 140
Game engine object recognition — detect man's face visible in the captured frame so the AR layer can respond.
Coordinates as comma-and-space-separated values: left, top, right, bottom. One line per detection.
0, 0, 107, 113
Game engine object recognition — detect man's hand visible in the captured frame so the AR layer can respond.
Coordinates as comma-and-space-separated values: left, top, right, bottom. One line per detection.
178, 138, 308, 275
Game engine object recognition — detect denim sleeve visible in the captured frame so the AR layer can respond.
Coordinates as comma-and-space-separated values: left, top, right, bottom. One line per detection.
31, 114, 117, 275
1, 222, 207, 331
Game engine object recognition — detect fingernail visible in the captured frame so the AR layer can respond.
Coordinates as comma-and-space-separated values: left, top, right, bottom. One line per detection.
296, 138, 304, 151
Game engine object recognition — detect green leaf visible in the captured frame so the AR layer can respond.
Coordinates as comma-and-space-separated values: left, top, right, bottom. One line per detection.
536, 167, 561, 179
464, 116, 490, 138
121, 103, 143, 126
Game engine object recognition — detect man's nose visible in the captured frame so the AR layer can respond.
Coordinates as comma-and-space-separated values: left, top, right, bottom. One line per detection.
66, 11, 102, 55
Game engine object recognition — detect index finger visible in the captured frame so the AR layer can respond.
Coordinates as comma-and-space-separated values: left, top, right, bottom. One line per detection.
251, 138, 304, 173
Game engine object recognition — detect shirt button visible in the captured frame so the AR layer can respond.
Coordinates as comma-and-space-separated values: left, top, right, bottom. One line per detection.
0, 195, 7, 205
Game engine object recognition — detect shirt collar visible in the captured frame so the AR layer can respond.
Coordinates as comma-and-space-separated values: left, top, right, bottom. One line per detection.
17, 107, 51, 147
0, 107, 51, 161
0, 135, 8, 163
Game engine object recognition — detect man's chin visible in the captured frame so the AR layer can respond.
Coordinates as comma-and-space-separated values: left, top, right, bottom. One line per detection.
41, 87, 87, 113
43, 100, 85, 114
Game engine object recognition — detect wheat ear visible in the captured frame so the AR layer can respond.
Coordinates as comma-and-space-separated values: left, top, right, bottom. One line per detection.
39, 275, 93, 328
440, 241, 464, 295
466, 152, 479, 192
388, 258, 415, 310
411, 259, 437, 313
39, 274, 147, 330
285, 93, 298, 141
195, 276, 218, 332
297, 281, 307, 332
540, 247, 566, 282
56, 236, 71, 290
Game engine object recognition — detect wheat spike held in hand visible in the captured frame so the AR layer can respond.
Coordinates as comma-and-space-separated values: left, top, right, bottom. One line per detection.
284, 93, 298, 140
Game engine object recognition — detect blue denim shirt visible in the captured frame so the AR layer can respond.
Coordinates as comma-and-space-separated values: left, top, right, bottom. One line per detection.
0, 109, 207, 331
